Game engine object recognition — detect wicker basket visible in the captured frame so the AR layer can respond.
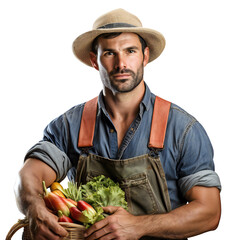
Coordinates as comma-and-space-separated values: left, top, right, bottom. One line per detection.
6, 218, 86, 240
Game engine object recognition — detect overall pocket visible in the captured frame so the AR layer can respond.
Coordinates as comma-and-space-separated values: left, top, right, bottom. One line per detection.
120, 172, 160, 215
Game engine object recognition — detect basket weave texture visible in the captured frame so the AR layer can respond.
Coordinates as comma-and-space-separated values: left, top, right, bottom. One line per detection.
6, 218, 86, 240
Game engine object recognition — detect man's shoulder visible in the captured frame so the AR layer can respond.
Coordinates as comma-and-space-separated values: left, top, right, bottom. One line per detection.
168, 102, 197, 131
170, 103, 196, 120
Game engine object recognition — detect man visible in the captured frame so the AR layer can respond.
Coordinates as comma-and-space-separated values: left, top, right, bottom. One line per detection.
15, 9, 221, 240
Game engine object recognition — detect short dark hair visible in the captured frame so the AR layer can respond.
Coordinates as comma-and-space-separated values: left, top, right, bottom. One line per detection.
91, 32, 147, 55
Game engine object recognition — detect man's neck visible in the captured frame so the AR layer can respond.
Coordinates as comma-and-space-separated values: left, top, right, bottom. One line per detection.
103, 80, 145, 121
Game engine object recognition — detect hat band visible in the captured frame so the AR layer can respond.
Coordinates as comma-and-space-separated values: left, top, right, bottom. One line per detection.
97, 22, 136, 29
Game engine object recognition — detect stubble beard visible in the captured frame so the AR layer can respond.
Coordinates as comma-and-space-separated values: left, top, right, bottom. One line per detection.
102, 64, 144, 94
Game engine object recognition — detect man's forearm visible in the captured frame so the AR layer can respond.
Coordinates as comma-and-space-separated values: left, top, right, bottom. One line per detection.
138, 200, 218, 239
14, 158, 57, 215
137, 187, 221, 239
15, 169, 44, 215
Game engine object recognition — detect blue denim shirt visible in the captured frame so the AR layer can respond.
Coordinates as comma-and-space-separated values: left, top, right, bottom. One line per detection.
26, 83, 221, 210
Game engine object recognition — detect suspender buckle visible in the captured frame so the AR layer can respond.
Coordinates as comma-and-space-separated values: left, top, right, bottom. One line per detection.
80, 147, 92, 155
149, 146, 164, 157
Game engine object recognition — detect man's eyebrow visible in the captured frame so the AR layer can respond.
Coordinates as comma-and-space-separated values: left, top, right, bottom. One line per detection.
103, 48, 115, 52
103, 46, 140, 52
125, 46, 139, 50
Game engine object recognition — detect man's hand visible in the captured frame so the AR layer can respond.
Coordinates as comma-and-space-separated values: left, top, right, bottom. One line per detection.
84, 206, 142, 240
27, 203, 68, 239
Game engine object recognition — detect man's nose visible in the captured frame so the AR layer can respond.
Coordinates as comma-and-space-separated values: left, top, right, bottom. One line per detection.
114, 53, 127, 70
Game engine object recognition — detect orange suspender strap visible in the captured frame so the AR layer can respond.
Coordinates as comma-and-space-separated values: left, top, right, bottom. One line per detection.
78, 96, 171, 149
148, 96, 171, 149
78, 96, 98, 148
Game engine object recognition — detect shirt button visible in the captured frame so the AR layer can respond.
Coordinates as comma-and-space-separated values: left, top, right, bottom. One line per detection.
130, 127, 134, 131
110, 129, 115, 133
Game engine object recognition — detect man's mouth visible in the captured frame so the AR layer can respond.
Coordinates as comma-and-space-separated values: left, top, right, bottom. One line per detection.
113, 74, 131, 79
111, 69, 134, 80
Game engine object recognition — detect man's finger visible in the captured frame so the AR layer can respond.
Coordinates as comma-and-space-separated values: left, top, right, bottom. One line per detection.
49, 222, 69, 237
102, 206, 120, 214
84, 217, 109, 238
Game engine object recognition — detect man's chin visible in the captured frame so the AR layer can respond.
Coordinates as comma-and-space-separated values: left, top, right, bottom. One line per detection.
113, 84, 137, 93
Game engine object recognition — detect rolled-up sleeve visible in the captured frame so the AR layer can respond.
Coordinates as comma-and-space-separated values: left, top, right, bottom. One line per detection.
24, 113, 72, 181
177, 120, 221, 196
178, 170, 221, 197
25, 141, 72, 181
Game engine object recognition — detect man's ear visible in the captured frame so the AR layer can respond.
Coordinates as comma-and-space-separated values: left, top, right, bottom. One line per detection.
143, 47, 150, 67
89, 52, 99, 70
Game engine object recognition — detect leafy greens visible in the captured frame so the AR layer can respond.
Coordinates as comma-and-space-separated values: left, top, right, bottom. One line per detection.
82, 175, 128, 210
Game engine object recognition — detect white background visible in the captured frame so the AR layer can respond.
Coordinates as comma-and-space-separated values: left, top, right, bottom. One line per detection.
1, 0, 239, 239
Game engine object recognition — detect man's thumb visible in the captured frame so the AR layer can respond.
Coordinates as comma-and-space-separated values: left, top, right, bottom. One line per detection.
102, 206, 120, 214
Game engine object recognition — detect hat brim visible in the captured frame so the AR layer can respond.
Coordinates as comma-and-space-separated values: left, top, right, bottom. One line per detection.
72, 27, 165, 67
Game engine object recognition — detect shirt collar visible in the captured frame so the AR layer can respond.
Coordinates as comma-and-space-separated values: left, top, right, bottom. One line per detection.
97, 82, 152, 117
97, 91, 108, 117
141, 82, 151, 112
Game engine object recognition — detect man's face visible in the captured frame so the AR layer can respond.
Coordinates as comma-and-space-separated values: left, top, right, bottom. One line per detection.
90, 33, 149, 94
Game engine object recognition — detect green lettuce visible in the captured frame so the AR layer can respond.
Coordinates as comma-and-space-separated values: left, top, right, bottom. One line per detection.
82, 175, 128, 210
81, 206, 105, 228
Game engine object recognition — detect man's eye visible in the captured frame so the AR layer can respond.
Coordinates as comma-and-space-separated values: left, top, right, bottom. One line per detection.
104, 52, 114, 56
128, 49, 136, 54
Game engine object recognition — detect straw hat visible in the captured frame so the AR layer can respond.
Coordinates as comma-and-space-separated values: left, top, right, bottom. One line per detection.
72, 9, 165, 67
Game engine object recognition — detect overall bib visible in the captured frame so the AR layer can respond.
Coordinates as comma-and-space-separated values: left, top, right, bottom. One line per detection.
76, 96, 184, 240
